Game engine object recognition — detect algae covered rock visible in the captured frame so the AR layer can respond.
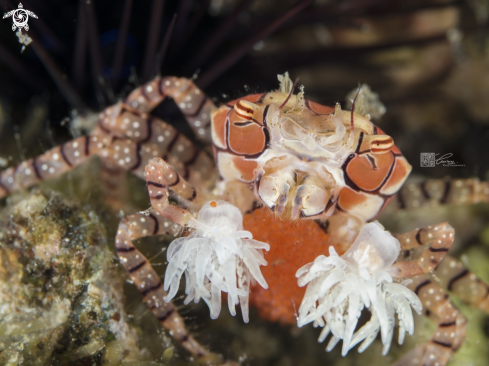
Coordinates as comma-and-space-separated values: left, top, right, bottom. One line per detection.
0, 190, 143, 365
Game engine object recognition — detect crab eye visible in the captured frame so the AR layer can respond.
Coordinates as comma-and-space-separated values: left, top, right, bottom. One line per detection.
358, 134, 394, 154
234, 100, 256, 120
371, 135, 394, 153
210, 201, 217, 207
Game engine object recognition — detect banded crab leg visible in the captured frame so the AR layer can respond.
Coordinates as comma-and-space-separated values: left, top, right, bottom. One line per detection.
394, 223, 489, 313
434, 255, 489, 313
99, 114, 215, 185
116, 211, 229, 363
393, 223, 456, 278
122, 76, 216, 143
0, 114, 215, 204
100, 159, 130, 212
392, 224, 466, 366
396, 178, 489, 210
116, 158, 239, 363
393, 275, 466, 366
0, 135, 103, 199
144, 157, 205, 225
1, 75, 216, 201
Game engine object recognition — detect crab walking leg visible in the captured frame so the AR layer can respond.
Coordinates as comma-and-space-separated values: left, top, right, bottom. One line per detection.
396, 178, 489, 210
434, 255, 489, 313
123, 77, 215, 143
99, 159, 129, 212
395, 224, 489, 312
392, 223, 455, 277
115, 213, 212, 359
0, 135, 103, 199
145, 157, 204, 226
0, 115, 214, 203
98, 114, 216, 184
394, 275, 467, 366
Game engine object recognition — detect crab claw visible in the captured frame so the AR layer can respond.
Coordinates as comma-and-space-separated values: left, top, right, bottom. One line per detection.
258, 175, 291, 214
291, 184, 330, 219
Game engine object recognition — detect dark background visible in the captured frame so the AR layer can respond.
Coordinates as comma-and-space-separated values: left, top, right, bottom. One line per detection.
1, 0, 488, 180
1, 1, 489, 365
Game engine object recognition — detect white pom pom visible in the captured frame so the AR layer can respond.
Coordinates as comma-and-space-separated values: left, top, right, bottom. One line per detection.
163, 200, 270, 322
342, 221, 400, 272
296, 221, 422, 356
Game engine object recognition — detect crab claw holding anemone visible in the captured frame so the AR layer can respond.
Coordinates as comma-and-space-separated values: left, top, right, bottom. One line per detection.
164, 200, 270, 323
296, 221, 422, 356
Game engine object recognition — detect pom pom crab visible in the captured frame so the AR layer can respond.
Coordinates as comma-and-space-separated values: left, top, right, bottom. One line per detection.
1, 73, 489, 365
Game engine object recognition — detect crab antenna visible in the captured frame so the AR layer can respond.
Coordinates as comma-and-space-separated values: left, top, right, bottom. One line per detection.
278, 77, 300, 111
350, 84, 362, 132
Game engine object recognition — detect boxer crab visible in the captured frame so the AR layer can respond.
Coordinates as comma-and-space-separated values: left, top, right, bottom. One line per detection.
1, 74, 489, 366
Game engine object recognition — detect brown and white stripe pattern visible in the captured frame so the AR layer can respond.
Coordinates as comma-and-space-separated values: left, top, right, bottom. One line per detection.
392, 223, 489, 366
160, 77, 215, 143
123, 76, 215, 143
396, 178, 489, 210
394, 223, 455, 277
144, 157, 203, 228
0, 135, 101, 199
116, 213, 238, 365
101, 114, 216, 186
0, 78, 216, 202
401, 275, 467, 366
434, 255, 489, 313
123, 78, 168, 114
115, 218, 209, 358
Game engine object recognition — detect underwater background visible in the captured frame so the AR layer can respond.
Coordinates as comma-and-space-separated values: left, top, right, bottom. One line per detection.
1, 0, 489, 365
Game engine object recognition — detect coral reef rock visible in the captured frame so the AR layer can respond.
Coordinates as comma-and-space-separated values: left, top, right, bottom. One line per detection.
0, 190, 142, 366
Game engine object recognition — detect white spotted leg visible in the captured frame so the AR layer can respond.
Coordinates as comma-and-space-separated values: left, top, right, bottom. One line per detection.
394, 224, 489, 313
393, 223, 455, 278
97, 113, 216, 186
116, 158, 237, 364
0, 135, 104, 199
396, 177, 489, 210
144, 157, 205, 227
391, 224, 467, 366
434, 255, 489, 313
393, 275, 466, 366
123, 76, 216, 143
1, 104, 216, 207
116, 211, 236, 364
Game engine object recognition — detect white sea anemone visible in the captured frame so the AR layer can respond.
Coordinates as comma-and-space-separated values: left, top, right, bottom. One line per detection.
296, 221, 422, 356
164, 200, 270, 323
